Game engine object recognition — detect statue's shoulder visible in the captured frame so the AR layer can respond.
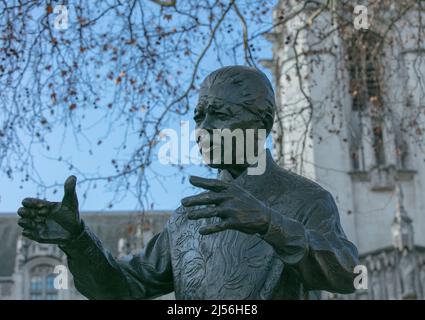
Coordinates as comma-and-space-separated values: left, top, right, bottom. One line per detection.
267, 161, 329, 198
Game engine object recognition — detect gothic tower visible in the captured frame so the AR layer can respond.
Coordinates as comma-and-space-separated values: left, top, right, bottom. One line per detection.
263, 0, 425, 299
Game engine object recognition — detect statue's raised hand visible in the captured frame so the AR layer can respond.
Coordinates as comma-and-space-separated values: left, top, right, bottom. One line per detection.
17, 175, 83, 245
181, 176, 271, 236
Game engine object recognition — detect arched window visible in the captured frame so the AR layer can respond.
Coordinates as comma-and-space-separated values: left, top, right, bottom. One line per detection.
347, 30, 387, 169
29, 264, 58, 300
29, 275, 42, 300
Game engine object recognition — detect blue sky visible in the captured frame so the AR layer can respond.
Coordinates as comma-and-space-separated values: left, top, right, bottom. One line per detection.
0, 3, 275, 214
0, 93, 274, 213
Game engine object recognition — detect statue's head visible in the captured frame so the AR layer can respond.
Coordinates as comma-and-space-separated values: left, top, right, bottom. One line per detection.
194, 65, 276, 170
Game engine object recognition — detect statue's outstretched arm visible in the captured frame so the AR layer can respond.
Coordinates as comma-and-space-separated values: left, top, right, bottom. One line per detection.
60, 222, 174, 299
18, 175, 174, 299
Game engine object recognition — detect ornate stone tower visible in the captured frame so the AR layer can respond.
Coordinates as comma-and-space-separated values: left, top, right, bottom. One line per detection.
263, 0, 425, 299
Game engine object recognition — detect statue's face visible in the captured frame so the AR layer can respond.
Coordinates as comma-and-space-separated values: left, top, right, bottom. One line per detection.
194, 94, 264, 169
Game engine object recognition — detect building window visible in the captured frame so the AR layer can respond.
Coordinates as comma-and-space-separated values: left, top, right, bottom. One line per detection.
46, 274, 55, 290
30, 293, 43, 300
347, 30, 386, 169
349, 111, 364, 170
348, 31, 383, 110
372, 122, 386, 166
29, 265, 58, 300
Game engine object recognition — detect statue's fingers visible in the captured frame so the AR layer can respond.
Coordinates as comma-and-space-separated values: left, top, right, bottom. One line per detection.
18, 218, 35, 230
33, 214, 47, 223
181, 192, 230, 207
22, 229, 39, 241
22, 198, 56, 209
199, 221, 233, 235
37, 206, 53, 216
22, 229, 32, 237
187, 207, 225, 220
18, 206, 52, 225
17, 207, 33, 218
189, 176, 229, 192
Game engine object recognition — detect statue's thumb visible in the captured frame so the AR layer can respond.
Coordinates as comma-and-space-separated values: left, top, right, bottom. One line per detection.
62, 175, 78, 210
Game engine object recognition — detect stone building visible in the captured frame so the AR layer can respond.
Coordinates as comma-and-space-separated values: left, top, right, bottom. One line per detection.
2, 1, 425, 301
0, 211, 171, 300
262, 0, 425, 299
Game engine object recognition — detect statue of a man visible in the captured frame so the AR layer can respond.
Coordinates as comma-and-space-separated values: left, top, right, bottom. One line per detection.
17, 66, 359, 299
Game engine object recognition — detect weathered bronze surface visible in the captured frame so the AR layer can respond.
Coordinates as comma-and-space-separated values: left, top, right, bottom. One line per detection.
18, 66, 359, 299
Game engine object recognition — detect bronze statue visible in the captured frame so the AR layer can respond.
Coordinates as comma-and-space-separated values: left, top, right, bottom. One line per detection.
17, 66, 359, 299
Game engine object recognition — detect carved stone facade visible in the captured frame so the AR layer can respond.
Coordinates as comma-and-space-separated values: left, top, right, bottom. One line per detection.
264, 1, 425, 299
325, 248, 425, 300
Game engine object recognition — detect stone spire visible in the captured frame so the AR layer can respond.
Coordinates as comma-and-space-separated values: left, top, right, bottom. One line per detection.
391, 183, 414, 251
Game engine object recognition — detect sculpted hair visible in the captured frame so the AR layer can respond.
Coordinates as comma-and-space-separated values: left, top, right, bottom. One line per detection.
199, 65, 276, 134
